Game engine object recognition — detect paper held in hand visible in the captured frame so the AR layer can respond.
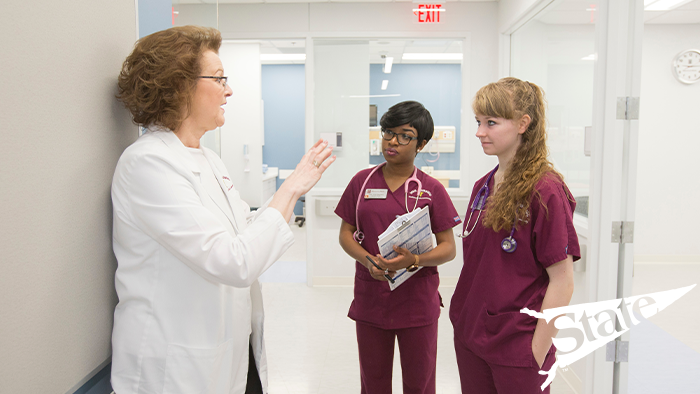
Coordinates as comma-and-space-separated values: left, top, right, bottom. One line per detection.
377, 206, 435, 291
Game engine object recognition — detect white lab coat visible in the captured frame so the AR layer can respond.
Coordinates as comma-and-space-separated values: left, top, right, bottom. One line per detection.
110, 128, 293, 394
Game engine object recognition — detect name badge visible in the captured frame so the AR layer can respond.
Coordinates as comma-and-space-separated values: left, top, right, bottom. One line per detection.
364, 188, 388, 199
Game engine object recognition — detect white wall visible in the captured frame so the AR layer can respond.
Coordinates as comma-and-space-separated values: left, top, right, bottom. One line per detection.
220, 43, 264, 207
635, 24, 700, 260
0, 2, 137, 393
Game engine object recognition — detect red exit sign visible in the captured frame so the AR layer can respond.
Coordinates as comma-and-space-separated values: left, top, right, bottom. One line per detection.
414, 4, 444, 23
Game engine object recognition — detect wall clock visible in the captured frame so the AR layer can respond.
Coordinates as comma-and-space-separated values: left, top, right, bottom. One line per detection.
673, 49, 700, 84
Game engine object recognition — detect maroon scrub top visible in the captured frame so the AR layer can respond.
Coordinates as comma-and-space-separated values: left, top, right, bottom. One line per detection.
335, 166, 462, 330
449, 171, 580, 367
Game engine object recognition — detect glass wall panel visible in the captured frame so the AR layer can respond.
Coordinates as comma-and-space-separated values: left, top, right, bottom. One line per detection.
314, 38, 463, 189
511, 12, 595, 216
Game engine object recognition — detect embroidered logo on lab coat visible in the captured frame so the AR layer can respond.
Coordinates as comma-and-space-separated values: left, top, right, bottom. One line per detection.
222, 176, 234, 191
408, 189, 432, 200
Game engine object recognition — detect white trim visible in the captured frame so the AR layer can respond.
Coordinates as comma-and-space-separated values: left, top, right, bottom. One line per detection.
498, 33, 511, 79
499, 0, 557, 35
634, 255, 700, 263
459, 33, 472, 196
312, 276, 354, 287
134, 0, 139, 39
305, 35, 315, 287
430, 170, 460, 180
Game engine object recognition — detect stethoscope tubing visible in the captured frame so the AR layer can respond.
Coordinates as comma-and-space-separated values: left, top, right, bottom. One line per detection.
457, 165, 518, 253
354, 162, 421, 244
457, 165, 498, 239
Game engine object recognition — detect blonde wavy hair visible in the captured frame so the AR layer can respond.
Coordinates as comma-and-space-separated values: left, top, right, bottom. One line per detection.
473, 77, 564, 232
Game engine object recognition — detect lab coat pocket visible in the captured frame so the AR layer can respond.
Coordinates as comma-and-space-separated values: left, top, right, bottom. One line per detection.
163, 340, 234, 394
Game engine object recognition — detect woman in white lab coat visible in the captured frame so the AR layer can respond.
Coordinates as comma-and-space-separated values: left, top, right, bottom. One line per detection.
111, 26, 335, 394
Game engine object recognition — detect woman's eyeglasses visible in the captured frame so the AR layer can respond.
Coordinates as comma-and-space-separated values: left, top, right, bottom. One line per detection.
381, 129, 418, 145
198, 76, 228, 88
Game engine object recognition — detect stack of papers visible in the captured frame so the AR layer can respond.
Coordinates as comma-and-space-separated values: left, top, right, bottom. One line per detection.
378, 206, 434, 291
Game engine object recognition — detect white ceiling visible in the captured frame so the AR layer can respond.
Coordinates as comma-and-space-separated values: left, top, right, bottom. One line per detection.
175, 0, 700, 23
220, 0, 699, 64
537, 0, 700, 25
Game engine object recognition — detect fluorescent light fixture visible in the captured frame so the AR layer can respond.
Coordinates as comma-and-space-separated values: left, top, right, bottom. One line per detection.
403, 53, 463, 61
260, 54, 306, 61
412, 8, 446, 12
645, 0, 692, 10
381, 80, 389, 90
348, 94, 401, 98
581, 54, 596, 61
383, 56, 393, 74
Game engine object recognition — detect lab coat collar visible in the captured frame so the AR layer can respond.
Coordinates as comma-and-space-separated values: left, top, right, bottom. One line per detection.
202, 148, 242, 235
148, 126, 201, 175
148, 126, 241, 234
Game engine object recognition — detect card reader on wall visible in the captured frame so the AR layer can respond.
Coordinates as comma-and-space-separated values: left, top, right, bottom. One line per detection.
320, 132, 342, 151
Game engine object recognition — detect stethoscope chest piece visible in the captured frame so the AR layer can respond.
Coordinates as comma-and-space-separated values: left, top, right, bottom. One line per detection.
501, 236, 517, 253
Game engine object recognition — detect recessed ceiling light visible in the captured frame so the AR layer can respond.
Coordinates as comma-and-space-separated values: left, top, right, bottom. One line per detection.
381, 80, 389, 90
383, 56, 393, 73
581, 54, 597, 61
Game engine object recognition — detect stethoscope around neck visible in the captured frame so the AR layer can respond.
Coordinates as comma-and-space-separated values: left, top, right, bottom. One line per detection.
457, 165, 518, 253
353, 162, 422, 243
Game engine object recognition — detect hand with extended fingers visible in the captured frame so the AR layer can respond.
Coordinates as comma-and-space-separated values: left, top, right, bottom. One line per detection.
284, 138, 336, 196
269, 139, 336, 222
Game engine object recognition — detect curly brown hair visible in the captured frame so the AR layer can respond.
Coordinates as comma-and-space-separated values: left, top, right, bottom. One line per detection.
117, 26, 222, 131
473, 77, 564, 232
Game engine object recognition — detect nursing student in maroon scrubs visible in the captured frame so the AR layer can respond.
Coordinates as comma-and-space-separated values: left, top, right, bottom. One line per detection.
335, 101, 462, 394
449, 78, 579, 393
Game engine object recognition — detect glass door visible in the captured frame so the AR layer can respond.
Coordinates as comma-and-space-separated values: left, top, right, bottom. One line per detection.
510, 1, 647, 393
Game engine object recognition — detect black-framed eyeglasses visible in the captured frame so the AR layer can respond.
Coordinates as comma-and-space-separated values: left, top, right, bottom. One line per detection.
198, 76, 228, 88
381, 129, 418, 145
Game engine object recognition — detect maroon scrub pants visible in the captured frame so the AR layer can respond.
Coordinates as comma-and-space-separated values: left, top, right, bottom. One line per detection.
356, 321, 438, 394
454, 335, 555, 394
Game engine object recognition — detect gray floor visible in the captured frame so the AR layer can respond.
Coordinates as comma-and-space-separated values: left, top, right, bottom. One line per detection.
262, 283, 576, 394
260, 225, 700, 394
261, 225, 575, 393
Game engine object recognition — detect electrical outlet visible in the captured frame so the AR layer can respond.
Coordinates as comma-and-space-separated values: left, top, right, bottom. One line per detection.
421, 166, 434, 175
315, 198, 340, 216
